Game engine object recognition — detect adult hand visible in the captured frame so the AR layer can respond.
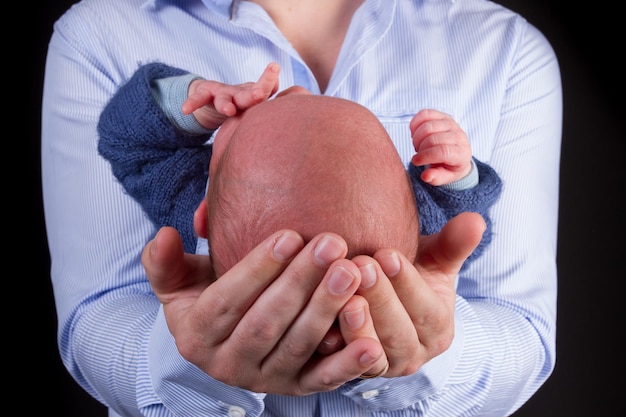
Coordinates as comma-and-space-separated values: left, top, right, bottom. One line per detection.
142, 227, 386, 394
348, 212, 486, 377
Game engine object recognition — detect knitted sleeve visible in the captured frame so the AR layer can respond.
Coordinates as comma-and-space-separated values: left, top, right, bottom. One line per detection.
409, 158, 503, 270
97, 62, 213, 253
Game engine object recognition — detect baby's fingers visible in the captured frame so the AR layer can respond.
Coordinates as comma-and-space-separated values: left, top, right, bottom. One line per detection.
253, 62, 280, 97
232, 62, 280, 109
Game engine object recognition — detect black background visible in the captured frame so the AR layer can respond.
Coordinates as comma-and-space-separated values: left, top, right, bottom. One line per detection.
31, 1, 623, 415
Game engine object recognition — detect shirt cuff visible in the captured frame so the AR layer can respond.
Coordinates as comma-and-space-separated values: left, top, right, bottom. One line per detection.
146, 307, 266, 415
340, 307, 465, 411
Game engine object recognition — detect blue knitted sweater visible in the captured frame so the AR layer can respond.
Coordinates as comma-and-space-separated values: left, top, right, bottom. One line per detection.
98, 63, 502, 270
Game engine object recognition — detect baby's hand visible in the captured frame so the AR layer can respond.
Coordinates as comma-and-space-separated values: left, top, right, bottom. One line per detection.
182, 62, 280, 130
410, 109, 472, 186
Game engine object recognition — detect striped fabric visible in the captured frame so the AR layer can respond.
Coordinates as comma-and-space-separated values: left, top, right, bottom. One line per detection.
41, 0, 561, 415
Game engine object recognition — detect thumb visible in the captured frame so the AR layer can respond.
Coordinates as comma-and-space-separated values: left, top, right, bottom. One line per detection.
417, 212, 486, 275
142, 226, 214, 303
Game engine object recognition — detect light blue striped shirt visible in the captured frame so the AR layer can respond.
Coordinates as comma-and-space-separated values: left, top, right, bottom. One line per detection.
41, 0, 561, 416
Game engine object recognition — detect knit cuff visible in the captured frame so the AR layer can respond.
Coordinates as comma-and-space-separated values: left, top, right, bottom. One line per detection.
151, 74, 214, 135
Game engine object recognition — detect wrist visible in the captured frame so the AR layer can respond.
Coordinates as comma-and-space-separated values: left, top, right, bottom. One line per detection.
442, 159, 478, 191
152, 74, 211, 135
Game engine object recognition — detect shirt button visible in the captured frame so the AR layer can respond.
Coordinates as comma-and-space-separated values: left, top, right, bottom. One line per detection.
228, 405, 246, 417
361, 389, 380, 399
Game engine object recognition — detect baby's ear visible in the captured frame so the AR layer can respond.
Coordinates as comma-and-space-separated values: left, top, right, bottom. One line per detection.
193, 198, 209, 238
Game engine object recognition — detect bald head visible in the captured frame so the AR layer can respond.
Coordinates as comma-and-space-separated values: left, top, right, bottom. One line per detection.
207, 93, 419, 277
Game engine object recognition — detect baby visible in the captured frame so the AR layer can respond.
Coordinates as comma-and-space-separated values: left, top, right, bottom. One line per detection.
202, 91, 420, 277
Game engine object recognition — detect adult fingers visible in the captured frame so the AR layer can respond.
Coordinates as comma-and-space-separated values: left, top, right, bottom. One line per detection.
351, 255, 421, 376
337, 295, 391, 378
265, 257, 362, 374
375, 250, 455, 361
229, 233, 349, 368
298, 337, 385, 394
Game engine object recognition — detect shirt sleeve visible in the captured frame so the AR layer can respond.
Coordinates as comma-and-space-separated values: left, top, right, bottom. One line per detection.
340, 20, 561, 417
41, 16, 265, 417
42, 2, 560, 415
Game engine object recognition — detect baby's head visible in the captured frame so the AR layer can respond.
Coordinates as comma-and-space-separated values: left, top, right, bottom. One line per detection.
205, 89, 419, 278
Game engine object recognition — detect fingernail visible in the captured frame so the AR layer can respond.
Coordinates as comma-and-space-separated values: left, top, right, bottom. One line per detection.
359, 262, 377, 289
382, 252, 401, 277
268, 62, 280, 72
322, 334, 342, 349
328, 266, 355, 295
273, 231, 302, 261
314, 235, 345, 266
317, 324, 345, 354
359, 350, 382, 366
344, 306, 365, 329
